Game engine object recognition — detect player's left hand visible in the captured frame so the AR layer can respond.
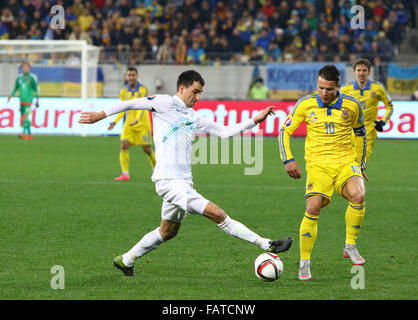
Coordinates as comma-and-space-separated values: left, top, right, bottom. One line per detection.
253, 106, 276, 124
79, 111, 106, 124
374, 120, 385, 132
361, 169, 369, 182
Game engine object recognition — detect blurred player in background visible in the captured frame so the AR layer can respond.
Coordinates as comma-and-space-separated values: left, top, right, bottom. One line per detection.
279, 65, 367, 281
79, 70, 292, 277
108, 66, 155, 181
341, 58, 394, 164
8, 62, 40, 140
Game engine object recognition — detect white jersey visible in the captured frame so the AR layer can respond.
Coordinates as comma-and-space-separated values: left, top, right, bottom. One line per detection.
103, 94, 256, 182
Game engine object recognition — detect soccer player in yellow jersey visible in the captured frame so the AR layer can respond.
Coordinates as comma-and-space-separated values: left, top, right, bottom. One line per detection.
279, 65, 368, 281
108, 66, 156, 181
341, 58, 393, 163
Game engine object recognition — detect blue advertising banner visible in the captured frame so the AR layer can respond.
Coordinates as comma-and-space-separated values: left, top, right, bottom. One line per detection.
267, 63, 345, 100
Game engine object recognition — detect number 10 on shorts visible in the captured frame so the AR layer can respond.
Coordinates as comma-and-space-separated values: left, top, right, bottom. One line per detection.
351, 165, 361, 174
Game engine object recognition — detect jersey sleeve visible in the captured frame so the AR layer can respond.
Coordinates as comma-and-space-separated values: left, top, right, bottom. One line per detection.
351, 100, 367, 170
31, 73, 40, 97
103, 94, 171, 117
10, 77, 19, 96
196, 114, 256, 139
278, 99, 306, 164
113, 112, 125, 123
377, 84, 393, 123
119, 89, 125, 101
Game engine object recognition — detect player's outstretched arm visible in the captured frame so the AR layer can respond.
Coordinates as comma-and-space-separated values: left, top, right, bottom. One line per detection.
253, 106, 276, 124
79, 111, 107, 124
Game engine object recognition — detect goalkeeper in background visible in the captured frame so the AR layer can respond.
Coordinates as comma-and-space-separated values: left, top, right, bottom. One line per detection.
8, 62, 40, 140
341, 58, 393, 164
108, 66, 156, 181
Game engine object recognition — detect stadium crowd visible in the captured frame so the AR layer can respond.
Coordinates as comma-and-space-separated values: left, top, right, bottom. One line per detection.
0, 0, 415, 66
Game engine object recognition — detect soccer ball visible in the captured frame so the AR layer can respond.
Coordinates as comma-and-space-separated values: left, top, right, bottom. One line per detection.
254, 252, 284, 281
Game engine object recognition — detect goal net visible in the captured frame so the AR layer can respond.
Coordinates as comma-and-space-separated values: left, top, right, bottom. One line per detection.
0, 40, 101, 99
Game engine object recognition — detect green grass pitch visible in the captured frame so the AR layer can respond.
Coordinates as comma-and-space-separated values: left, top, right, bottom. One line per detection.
0, 135, 417, 300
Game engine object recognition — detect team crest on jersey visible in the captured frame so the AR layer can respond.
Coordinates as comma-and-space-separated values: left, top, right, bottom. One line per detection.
146, 96, 156, 100
341, 108, 353, 121
370, 91, 377, 99
307, 111, 318, 123
284, 117, 292, 127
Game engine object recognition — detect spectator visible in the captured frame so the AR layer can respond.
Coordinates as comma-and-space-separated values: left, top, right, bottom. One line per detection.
376, 31, 394, 61
72, 0, 84, 17
266, 42, 282, 61
261, 0, 276, 18
150, 0, 164, 20
65, 7, 78, 29
118, 0, 132, 17
148, 36, 160, 61
129, 38, 147, 65
119, 24, 135, 46
187, 39, 206, 64
8, 0, 20, 17
0, 21, 8, 39
175, 35, 188, 64
102, 0, 117, 19
248, 77, 269, 99
255, 28, 273, 52
157, 37, 175, 63
228, 28, 245, 53
8, 19, 23, 39
206, 34, 224, 61
1, 8, 14, 27
78, 8, 94, 32
21, 0, 35, 23
69, 24, 92, 44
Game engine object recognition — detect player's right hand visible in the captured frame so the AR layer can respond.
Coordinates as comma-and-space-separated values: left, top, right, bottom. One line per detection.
285, 160, 301, 179
108, 122, 116, 130
79, 111, 106, 124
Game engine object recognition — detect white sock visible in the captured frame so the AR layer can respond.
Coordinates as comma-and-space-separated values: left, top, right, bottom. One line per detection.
217, 216, 270, 250
122, 171, 129, 176
122, 227, 165, 266
300, 259, 310, 268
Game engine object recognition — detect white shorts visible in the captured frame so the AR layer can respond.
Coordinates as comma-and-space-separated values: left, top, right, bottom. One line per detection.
155, 179, 210, 223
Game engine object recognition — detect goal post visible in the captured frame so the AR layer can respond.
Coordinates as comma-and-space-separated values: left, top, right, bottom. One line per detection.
0, 40, 101, 100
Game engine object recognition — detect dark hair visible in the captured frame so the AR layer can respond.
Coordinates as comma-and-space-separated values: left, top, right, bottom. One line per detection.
125, 66, 138, 74
176, 70, 205, 91
353, 58, 371, 71
317, 65, 340, 85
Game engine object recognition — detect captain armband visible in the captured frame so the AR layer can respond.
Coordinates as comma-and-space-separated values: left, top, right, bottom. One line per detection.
353, 125, 366, 136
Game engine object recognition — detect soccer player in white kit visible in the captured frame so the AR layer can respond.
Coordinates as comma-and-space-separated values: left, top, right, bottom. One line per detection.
79, 70, 292, 276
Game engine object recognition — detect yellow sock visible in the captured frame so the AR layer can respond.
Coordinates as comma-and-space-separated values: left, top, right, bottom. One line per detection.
345, 201, 365, 245
120, 149, 130, 174
146, 150, 156, 169
299, 212, 319, 260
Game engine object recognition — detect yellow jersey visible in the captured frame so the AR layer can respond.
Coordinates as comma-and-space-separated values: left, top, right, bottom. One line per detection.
114, 82, 151, 131
340, 80, 393, 135
279, 92, 367, 169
